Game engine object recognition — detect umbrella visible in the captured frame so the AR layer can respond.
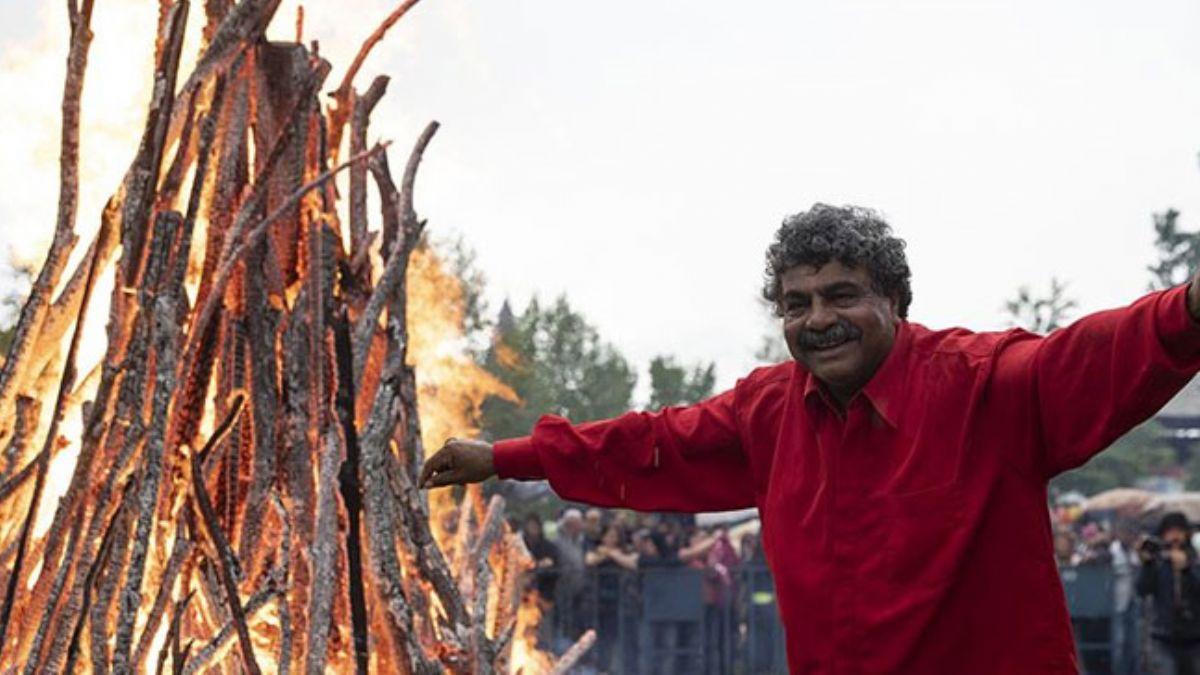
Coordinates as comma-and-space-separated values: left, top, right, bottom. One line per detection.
1083, 488, 1155, 516
1139, 493, 1200, 527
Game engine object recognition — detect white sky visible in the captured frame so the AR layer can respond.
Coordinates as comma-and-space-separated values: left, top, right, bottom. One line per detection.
1, 0, 1199, 392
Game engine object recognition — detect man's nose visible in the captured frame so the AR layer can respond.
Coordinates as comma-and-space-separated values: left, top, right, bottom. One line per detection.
805, 301, 837, 331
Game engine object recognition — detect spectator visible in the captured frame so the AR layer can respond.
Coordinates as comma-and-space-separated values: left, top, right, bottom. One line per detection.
1110, 524, 1140, 675
1137, 511, 1200, 674
1076, 522, 1114, 566
585, 524, 638, 673
553, 509, 588, 650
632, 528, 679, 568
740, 531, 779, 672
521, 514, 558, 603
700, 528, 741, 674
679, 526, 718, 564
1053, 528, 1076, 569
657, 517, 687, 558
584, 508, 604, 550
739, 531, 760, 562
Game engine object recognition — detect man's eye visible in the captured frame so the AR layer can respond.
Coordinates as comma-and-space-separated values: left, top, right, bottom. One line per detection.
831, 293, 859, 306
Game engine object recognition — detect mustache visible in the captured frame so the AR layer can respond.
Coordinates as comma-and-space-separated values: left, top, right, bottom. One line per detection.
795, 319, 863, 350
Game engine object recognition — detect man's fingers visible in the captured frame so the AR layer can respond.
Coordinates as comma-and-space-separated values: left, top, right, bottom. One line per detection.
419, 445, 455, 488
421, 439, 474, 488
424, 467, 465, 488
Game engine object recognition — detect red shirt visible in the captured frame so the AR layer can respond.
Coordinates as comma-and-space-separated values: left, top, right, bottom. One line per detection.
494, 285, 1200, 673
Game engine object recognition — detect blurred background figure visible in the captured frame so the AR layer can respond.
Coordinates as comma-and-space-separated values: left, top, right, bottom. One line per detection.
586, 523, 639, 673
1137, 512, 1200, 674
552, 509, 588, 652
521, 514, 559, 602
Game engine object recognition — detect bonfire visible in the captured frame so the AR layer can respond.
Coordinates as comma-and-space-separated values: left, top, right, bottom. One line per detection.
0, 0, 593, 672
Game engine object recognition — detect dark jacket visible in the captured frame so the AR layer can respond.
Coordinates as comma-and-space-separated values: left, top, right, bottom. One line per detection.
1137, 551, 1200, 643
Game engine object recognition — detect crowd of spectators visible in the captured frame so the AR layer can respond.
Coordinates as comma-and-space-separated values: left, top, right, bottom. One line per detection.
514, 507, 768, 673
1051, 503, 1200, 674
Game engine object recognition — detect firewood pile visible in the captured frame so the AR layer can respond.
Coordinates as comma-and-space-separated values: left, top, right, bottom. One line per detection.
0, 0, 593, 672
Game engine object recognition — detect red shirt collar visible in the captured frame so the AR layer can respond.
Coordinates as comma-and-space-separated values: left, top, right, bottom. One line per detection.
800, 321, 910, 427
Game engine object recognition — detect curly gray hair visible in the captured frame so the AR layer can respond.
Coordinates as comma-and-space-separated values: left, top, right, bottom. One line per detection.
762, 204, 912, 318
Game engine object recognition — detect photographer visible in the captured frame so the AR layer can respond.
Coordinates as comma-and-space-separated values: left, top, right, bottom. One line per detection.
1137, 512, 1200, 674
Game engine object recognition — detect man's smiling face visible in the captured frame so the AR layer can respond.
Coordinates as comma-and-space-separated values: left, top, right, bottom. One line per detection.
780, 261, 900, 404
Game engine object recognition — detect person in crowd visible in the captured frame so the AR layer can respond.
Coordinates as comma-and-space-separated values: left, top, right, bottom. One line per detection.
739, 531, 780, 672
552, 508, 588, 650
585, 523, 638, 673
739, 531, 760, 562
656, 516, 687, 558
694, 527, 741, 674
1110, 523, 1140, 675
423, 203, 1200, 671
677, 525, 718, 564
632, 527, 680, 568
583, 507, 605, 550
520, 514, 559, 603
1137, 511, 1200, 674
1054, 528, 1077, 569
1076, 522, 1114, 566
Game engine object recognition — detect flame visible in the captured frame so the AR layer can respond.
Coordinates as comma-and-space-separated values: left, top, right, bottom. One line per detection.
0, 2, 557, 672
510, 591, 556, 674
406, 244, 515, 550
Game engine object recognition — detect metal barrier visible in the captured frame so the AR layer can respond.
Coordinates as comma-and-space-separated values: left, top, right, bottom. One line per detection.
542, 564, 786, 674
537, 563, 1138, 674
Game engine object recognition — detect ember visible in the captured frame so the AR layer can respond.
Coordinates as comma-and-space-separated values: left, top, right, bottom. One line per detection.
0, 0, 593, 672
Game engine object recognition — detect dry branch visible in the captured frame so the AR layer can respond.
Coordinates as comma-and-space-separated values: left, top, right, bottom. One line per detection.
348, 75, 390, 278
332, 307, 370, 674
353, 122, 439, 383
0, 0, 94, 433
550, 630, 598, 674
1, 5, 550, 672
328, 0, 425, 162
0, 136, 112, 658
188, 394, 260, 675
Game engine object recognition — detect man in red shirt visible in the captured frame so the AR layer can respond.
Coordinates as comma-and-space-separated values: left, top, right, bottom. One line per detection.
420, 204, 1200, 673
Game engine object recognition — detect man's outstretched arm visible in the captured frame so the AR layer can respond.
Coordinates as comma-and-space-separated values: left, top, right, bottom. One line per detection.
420, 389, 757, 513
995, 276, 1200, 478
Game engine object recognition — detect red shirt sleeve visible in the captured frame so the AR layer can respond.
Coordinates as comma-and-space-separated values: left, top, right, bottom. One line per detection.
996, 284, 1200, 477
493, 436, 543, 480
492, 389, 756, 512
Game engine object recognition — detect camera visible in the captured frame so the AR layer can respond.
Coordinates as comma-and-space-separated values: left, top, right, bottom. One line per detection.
1140, 536, 1164, 557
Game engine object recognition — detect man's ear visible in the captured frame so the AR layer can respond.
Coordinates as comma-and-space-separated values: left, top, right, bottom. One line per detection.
887, 294, 901, 323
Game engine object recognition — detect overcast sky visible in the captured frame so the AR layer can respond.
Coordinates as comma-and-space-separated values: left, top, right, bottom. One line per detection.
2, 0, 1199, 392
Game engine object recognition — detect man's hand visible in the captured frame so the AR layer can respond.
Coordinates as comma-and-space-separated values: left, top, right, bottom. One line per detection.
419, 438, 495, 488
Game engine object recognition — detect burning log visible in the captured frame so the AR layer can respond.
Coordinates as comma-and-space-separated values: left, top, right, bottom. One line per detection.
0, 1, 584, 672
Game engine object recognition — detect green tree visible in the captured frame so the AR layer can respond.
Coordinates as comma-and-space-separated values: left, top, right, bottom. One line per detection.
435, 235, 492, 356
1050, 422, 1174, 495
647, 355, 715, 410
1003, 276, 1076, 334
479, 295, 637, 442
1148, 209, 1200, 290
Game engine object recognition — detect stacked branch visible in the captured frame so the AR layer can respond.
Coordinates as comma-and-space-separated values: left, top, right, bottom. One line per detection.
0, 1, 589, 672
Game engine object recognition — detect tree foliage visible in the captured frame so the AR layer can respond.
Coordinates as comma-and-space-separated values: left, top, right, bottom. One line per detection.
1051, 422, 1174, 495
479, 295, 637, 441
435, 235, 492, 356
1003, 276, 1077, 334
1148, 209, 1200, 290
647, 355, 715, 410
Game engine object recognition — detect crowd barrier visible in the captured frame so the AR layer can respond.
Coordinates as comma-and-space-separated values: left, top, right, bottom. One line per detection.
535, 563, 1142, 674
